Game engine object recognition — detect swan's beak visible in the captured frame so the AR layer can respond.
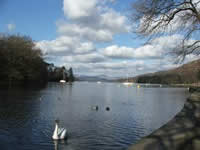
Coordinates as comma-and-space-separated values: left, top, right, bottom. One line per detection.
55, 119, 60, 124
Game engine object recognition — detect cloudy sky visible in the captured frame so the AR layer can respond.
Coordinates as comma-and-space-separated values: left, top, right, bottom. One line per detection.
0, 0, 198, 78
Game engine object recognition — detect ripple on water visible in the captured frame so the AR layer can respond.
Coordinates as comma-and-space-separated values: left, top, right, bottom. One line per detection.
0, 82, 188, 150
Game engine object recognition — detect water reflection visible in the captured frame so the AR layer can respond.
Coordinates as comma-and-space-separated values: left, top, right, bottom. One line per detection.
53, 140, 69, 150
0, 82, 188, 150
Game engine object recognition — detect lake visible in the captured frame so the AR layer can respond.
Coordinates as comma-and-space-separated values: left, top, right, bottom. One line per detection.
0, 82, 188, 150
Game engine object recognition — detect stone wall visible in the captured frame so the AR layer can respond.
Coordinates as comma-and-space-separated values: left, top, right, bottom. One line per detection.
128, 87, 200, 150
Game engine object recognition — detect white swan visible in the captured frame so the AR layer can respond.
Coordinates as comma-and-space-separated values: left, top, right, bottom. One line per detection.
52, 120, 67, 140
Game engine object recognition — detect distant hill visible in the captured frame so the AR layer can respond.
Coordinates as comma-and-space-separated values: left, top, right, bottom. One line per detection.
120, 59, 200, 84
76, 75, 119, 82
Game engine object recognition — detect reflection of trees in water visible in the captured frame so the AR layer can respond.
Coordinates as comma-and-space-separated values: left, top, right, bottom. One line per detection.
53, 140, 69, 150
0, 85, 56, 149
0, 87, 45, 128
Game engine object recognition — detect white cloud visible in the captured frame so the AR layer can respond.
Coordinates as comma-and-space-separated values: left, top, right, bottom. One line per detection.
102, 34, 184, 59
62, 60, 168, 77
58, 0, 130, 42
100, 10, 129, 33
7, 23, 16, 32
36, 36, 96, 56
63, 0, 97, 19
62, 53, 106, 63
35, 0, 200, 77
101, 45, 135, 58
63, 60, 146, 77
101, 44, 161, 59
56, 23, 113, 42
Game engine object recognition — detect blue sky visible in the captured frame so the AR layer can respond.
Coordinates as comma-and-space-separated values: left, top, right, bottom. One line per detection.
0, 0, 132, 41
0, 0, 63, 40
0, 0, 197, 77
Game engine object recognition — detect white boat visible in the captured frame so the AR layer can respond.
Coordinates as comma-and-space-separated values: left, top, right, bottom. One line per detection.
97, 81, 101, 84
59, 80, 66, 83
60, 69, 66, 83
123, 82, 133, 86
123, 73, 133, 86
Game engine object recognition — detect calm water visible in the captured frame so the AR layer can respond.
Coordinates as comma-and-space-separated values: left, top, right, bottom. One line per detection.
0, 82, 188, 150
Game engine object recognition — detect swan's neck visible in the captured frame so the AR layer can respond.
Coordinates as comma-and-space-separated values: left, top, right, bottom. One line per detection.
53, 123, 59, 139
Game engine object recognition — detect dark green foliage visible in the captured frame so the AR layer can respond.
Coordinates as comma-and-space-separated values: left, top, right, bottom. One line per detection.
68, 67, 74, 82
47, 64, 74, 82
48, 66, 65, 82
0, 34, 48, 85
137, 75, 161, 84
137, 73, 182, 84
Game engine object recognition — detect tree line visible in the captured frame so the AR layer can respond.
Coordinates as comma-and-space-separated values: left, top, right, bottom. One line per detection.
0, 34, 74, 86
47, 64, 74, 82
0, 34, 48, 85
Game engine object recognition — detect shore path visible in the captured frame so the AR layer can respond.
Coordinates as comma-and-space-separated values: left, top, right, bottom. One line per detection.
128, 88, 200, 150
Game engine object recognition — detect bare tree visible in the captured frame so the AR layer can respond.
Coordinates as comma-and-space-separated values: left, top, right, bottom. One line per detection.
131, 0, 200, 62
